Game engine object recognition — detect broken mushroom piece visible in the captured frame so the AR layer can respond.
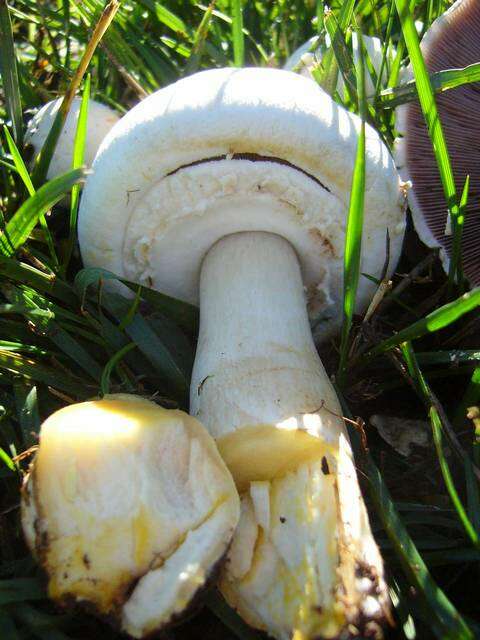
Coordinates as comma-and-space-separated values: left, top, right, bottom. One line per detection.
21, 394, 239, 639
25, 97, 120, 179
285, 33, 394, 101
78, 67, 406, 639
395, 0, 480, 285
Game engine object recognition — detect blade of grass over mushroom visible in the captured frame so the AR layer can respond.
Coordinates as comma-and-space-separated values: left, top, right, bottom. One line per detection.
0, 168, 86, 257
3, 126, 58, 267
337, 390, 474, 640
363, 288, 480, 360
451, 174, 469, 291
64, 75, 90, 273
314, 0, 355, 94
231, 0, 244, 67
377, 62, 480, 109
0, 0, 23, 146
184, 2, 215, 75
322, 11, 357, 102
30, 0, 119, 185
338, 26, 366, 382
401, 342, 480, 550
394, 0, 461, 290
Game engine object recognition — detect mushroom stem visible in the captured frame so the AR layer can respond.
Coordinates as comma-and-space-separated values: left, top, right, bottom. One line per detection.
191, 231, 336, 435
191, 231, 389, 640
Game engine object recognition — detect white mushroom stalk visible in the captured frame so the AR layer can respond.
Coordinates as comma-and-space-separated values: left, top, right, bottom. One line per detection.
191, 232, 388, 639
21, 395, 239, 638
78, 67, 406, 639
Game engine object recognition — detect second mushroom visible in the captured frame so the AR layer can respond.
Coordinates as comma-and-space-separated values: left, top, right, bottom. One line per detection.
78, 68, 406, 640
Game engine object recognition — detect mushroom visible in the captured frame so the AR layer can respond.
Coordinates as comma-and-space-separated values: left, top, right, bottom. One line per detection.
78, 67, 406, 639
25, 97, 120, 180
285, 33, 394, 101
395, 0, 480, 285
21, 394, 240, 638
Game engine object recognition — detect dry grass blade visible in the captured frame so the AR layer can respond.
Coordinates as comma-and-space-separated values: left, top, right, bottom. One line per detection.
31, 0, 120, 184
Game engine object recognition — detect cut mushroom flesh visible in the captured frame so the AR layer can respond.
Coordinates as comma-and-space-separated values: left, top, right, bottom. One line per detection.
78, 67, 406, 639
21, 395, 240, 638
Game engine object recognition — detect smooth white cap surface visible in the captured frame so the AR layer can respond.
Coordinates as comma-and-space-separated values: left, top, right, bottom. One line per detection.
25, 97, 120, 179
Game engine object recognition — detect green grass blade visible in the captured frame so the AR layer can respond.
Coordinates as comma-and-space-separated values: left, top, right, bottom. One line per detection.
314, 0, 355, 93
13, 381, 39, 446
3, 126, 58, 267
30, 0, 119, 185
338, 27, 366, 380
3, 284, 103, 378
0, 168, 86, 257
0, 349, 89, 397
367, 288, 480, 359
100, 342, 136, 395
401, 342, 480, 549
75, 267, 199, 334
231, 0, 244, 67
64, 75, 90, 272
0, 447, 15, 472
338, 390, 474, 640
378, 62, 480, 109
450, 174, 469, 290
394, 0, 461, 288
0, 0, 23, 146
184, 2, 215, 75
2, 126, 34, 195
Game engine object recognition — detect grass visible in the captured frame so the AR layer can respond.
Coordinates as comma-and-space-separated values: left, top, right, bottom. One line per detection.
0, 0, 479, 639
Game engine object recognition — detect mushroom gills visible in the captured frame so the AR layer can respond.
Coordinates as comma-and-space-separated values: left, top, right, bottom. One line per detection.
21, 395, 240, 638
191, 232, 389, 639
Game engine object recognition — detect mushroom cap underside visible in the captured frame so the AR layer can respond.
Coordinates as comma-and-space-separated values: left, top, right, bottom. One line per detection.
78, 67, 405, 338
395, 0, 480, 285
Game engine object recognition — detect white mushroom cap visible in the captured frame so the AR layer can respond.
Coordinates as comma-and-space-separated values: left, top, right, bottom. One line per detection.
21, 394, 239, 638
284, 34, 394, 100
78, 67, 405, 339
25, 97, 120, 179
395, 0, 480, 285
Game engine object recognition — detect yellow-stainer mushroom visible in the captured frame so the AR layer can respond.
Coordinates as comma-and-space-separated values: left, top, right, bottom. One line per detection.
21, 394, 239, 638
78, 67, 406, 639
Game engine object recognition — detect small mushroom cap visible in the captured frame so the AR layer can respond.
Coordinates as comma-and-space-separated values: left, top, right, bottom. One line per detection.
21, 394, 239, 638
78, 67, 405, 339
285, 34, 394, 100
395, 0, 480, 285
25, 97, 120, 179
